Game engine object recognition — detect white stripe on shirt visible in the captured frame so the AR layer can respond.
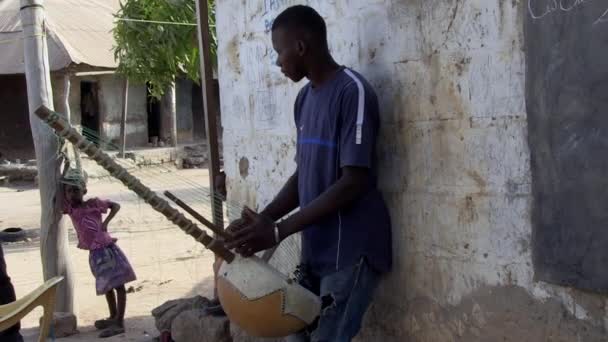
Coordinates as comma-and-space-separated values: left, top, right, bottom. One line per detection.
344, 69, 365, 145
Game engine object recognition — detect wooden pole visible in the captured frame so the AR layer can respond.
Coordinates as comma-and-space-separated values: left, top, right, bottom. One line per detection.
61, 72, 70, 121
119, 78, 129, 157
160, 81, 178, 147
195, 0, 223, 228
58, 72, 82, 170
20, 0, 74, 313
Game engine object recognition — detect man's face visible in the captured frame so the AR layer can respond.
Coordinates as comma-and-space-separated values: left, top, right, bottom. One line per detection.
271, 27, 307, 82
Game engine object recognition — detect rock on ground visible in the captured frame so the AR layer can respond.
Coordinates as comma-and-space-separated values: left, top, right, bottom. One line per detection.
151, 296, 210, 332
155, 296, 289, 342
171, 309, 231, 342
230, 323, 285, 342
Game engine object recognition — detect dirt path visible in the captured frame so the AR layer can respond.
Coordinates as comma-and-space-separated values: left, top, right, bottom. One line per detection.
0, 167, 219, 341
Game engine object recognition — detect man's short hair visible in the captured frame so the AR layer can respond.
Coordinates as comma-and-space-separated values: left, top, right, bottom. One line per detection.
271, 5, 327, 45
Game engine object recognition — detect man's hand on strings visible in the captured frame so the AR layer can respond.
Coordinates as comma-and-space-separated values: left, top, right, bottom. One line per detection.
225, 216, 248, 236
225, 207, 278, 257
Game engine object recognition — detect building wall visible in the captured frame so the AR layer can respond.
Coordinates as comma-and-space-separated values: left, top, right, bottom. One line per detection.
1, 72, 175, 160
58, 74, 149, 149
0, 75, 35, 160
191, 79, 222, 141
95, 74, 148, 148
216, 0, 608, 340
177, 78, 194, 143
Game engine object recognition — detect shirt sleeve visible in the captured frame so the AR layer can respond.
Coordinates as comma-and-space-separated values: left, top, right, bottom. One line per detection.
93, 198, 112, 213
293, 87, 306, 164
339, 80, 379, 169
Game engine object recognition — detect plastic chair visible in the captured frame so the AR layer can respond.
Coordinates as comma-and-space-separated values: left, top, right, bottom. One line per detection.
0, 276, 64, 342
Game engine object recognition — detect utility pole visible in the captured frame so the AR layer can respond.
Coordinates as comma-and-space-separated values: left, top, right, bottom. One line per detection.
119, 78, 129, 157
160, 81, 178, 147
20, 0, 74, 314
195, 0, 223, 227
196, 0, 224, 303
54, 70, 82, 169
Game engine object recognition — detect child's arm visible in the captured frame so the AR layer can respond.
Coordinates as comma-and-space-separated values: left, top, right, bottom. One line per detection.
102, 201, 121, 231
60, 157, 70, 214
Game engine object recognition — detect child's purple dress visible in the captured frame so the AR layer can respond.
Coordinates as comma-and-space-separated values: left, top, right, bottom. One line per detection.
64, 198, 136, 295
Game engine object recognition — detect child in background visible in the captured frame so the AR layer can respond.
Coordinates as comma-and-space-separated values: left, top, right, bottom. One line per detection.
61, 169, 136, 338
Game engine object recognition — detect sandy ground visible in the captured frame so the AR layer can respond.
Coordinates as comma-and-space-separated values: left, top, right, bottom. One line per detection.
0, 167, 221, 341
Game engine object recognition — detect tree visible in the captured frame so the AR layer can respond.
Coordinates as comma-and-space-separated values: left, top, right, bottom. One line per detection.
113, 0, 217, 99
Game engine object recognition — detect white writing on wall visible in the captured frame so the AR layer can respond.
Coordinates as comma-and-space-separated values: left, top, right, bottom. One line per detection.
527, 0, 608, 24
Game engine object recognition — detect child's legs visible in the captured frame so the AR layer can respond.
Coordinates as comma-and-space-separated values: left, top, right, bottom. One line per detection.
115, 285, 127, 325
97, 287, 127, 338
105, 289, 117, 319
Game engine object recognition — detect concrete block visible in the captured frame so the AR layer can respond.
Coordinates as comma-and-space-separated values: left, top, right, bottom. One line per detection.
39, 312, 78, 338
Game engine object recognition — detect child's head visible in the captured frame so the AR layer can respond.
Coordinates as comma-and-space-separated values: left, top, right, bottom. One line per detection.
65, 183, 86, 204
61, 168, 87, 204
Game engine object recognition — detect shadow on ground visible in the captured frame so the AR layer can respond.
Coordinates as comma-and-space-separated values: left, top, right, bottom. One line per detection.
18, 276, 215, 342
21, 315, 157, 342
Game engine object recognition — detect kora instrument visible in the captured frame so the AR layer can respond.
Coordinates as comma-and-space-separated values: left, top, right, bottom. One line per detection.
34, 106, 321, 338
218, 256, 320, 337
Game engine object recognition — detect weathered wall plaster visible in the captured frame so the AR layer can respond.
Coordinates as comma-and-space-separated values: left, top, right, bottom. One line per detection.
64, 74, 149, 148
177, 78, 195, 143
96, 74, 148, 147
216, 0, 608, 340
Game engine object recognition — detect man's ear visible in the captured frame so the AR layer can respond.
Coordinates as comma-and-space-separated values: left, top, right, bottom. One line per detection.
296, 39, 307, 57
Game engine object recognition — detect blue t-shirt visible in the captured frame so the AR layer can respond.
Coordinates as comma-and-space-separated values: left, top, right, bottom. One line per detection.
294, 67, 392, 276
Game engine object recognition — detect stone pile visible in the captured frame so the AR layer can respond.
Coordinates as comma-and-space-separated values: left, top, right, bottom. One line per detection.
152, 296, 284, 342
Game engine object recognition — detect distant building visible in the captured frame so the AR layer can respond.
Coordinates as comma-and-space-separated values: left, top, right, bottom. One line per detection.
0, 0, 213, 159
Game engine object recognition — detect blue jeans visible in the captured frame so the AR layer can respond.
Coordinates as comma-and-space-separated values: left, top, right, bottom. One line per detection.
287, 258, 381, 342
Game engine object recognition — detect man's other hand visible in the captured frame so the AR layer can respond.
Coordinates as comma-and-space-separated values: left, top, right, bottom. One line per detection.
225, 207, 278, 257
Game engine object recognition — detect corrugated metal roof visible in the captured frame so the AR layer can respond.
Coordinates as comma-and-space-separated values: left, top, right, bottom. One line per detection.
0, 0, 121, 74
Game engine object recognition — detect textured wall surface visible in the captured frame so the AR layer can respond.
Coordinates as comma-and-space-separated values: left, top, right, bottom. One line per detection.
176, 78, 195, 143
216, 1, 608, 340
64, 74, 149, 148
526, 0, 608, 293
96, 75, 148, 147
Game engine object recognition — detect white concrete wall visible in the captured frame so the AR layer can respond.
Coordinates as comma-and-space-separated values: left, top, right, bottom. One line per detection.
217, 1, 608, 340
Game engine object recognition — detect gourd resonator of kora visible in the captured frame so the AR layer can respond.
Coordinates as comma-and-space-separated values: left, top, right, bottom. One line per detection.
34, 106, 321, 338
217, 256, 320, 337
